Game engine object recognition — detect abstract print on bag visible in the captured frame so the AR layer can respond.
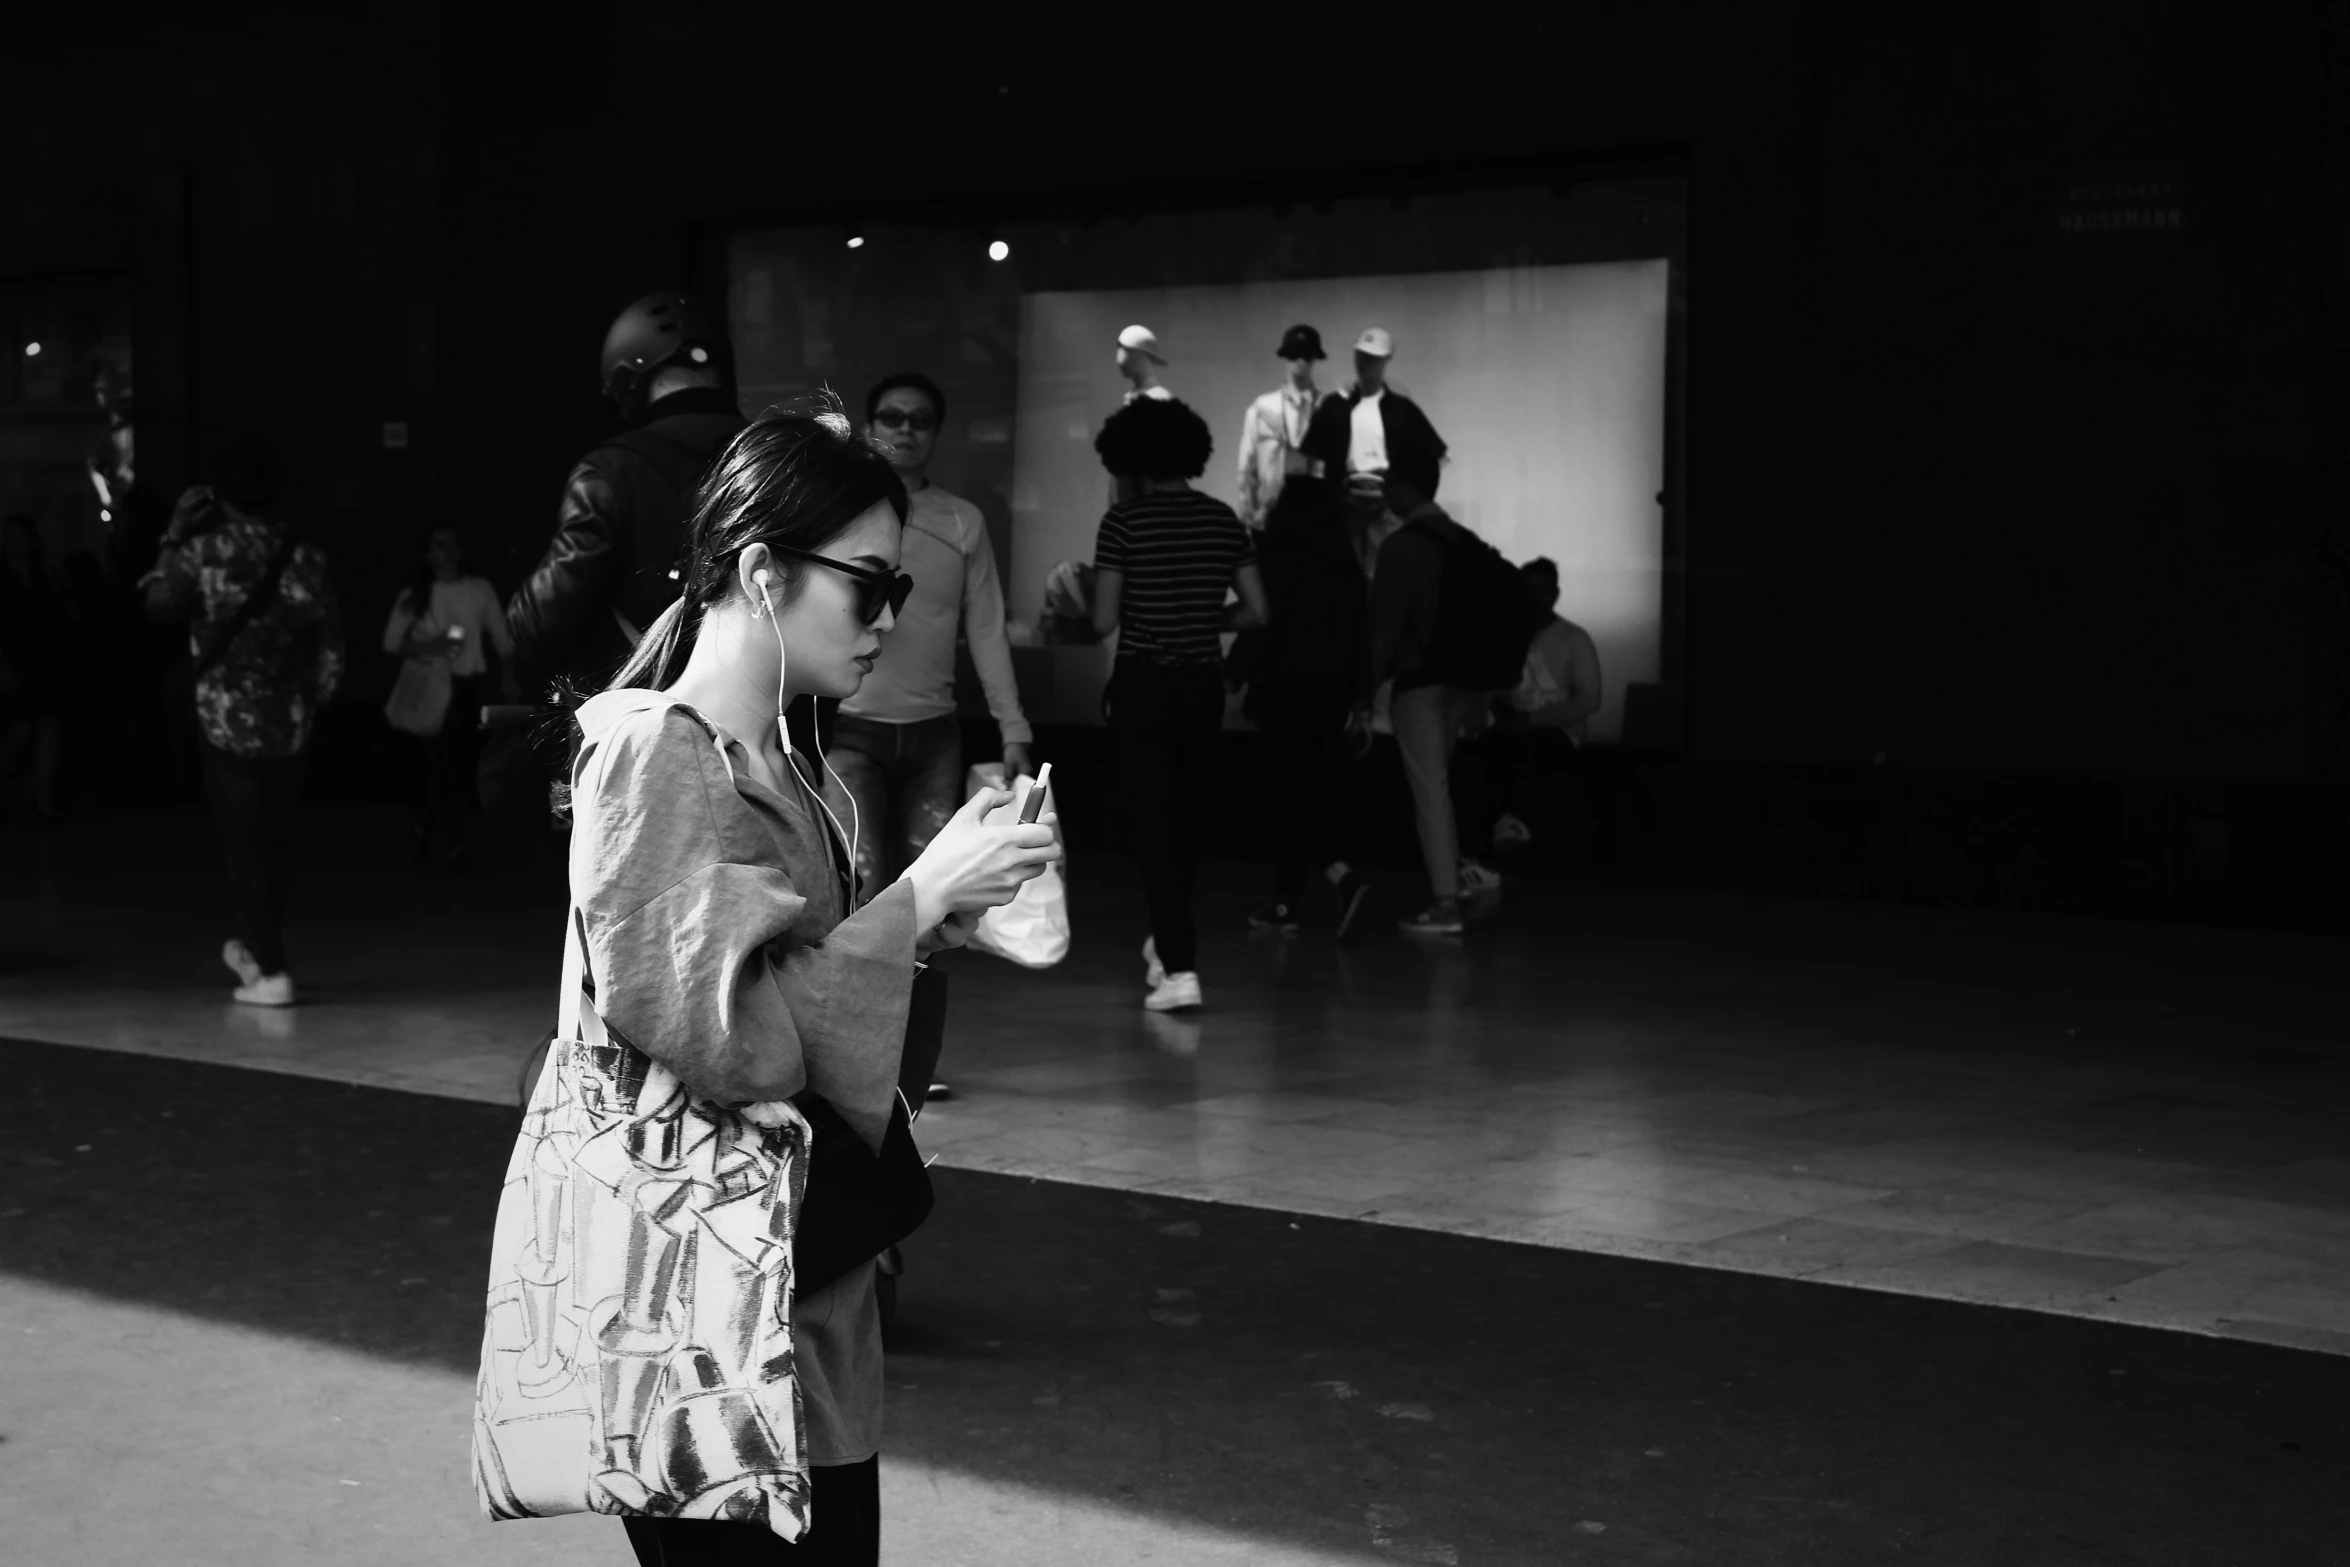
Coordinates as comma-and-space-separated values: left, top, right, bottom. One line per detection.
474, 935, 815, 1541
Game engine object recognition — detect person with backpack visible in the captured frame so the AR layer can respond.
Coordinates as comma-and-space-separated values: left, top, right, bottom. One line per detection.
1366, 486, 1549, 936
142, 436, 345, 1004
506, 291, 747, 698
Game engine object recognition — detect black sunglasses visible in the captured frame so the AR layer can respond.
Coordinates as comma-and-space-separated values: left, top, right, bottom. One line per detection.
768, 545, 914, 625
869, 408, 939, 432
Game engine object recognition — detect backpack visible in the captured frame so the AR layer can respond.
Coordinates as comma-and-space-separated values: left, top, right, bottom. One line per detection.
1415, 517, 1549, 691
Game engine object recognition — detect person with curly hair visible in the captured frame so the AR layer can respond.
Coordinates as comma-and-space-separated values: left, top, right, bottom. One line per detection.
1090, 396, 1268, 1011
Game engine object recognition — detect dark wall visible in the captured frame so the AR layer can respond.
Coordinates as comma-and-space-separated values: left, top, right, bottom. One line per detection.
1698, 10, 2350, 784
10, 7, 2348, 893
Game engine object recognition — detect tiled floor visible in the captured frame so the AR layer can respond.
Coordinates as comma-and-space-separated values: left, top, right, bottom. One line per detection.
4, 804, 2347, 1353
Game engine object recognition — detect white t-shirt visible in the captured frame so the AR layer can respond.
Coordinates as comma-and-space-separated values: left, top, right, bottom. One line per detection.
1348, 391, 1389, 476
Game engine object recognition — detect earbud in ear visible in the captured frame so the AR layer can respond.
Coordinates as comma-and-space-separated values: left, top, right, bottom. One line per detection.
753, 568, 772, 589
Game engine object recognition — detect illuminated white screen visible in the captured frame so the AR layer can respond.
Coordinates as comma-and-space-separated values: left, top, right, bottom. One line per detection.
1009, 261, 1668, 742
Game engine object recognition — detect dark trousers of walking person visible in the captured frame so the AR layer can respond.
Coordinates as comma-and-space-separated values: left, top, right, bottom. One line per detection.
1390, 682, 1487, 902
1258, 679, 1361, 907
1109, 658, 1225, 974
622, 1458, 880, 1565
199, 740, 306, 975
414, 672, 485, 860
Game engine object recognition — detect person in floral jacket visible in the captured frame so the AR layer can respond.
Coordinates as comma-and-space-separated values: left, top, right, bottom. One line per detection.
145, 438, 343, 1006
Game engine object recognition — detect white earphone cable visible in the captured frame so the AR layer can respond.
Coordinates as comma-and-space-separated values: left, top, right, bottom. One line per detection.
759, 572, 862, 898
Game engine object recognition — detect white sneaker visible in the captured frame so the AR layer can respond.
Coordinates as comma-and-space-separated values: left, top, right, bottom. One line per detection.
1142, 937, 1166, 988
1458, 857, 1502, 894
233, 973, 297, 1007
1144, 971, 1202, 1012
221, 939, 264, 988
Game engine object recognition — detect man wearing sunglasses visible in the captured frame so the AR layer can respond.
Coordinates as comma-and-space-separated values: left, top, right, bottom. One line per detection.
830, 371, 1034, 902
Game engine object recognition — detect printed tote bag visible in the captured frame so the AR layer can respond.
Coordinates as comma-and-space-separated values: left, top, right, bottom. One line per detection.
472, 902, 816, 1541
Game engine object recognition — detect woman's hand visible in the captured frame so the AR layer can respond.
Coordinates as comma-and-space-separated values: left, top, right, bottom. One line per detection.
164, 485, 216, 544
901, 786, 1060, 933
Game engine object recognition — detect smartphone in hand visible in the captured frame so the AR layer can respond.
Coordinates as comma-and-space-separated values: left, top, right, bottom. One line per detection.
1018, 762, 1053, 825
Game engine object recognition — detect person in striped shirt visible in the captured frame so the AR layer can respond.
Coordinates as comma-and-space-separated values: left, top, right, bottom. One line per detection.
1090, 397, 1269, 1012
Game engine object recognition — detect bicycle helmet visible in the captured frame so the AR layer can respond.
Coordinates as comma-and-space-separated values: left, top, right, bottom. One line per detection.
600, 291, 732, 417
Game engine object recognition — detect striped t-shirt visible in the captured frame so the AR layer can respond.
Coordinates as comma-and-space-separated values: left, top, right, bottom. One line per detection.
1093, 490, 1255, 667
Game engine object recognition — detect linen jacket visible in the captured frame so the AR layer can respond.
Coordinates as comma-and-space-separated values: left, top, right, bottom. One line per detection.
571, 689, 918, 1153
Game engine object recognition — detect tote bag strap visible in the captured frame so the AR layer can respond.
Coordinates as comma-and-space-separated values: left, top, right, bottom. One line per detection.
558, 906, 587, 1041
559, 714, 634, 1045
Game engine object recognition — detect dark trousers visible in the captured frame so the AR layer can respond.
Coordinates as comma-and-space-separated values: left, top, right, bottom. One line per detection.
622, 1458, 880, 1566
1489, 725, 1581, 817
1482, 725, 1610, 863
1259, 683, 1361, 905
1109, 659, 1225, 974
198, 739, 306, 975
414, 673, 485, 854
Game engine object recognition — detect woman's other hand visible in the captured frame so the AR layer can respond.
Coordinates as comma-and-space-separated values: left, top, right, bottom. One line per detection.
901, 787, 1060, 931
164, 485, 216, 544
915, 912, 974, 959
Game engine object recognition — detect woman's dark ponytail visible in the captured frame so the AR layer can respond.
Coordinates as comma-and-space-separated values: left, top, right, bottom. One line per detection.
600, 396, 908, 695
608, 594, 696, 694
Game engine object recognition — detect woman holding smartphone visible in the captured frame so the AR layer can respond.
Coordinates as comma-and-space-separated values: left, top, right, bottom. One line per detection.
381, 525, 510, 867
481, 407, 1058, 1565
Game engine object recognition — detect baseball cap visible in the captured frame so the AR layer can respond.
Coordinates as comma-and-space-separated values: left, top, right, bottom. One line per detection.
1117, 324, 1166, 363
1276, 324, 1325, 361
1353, 327, 1394, 357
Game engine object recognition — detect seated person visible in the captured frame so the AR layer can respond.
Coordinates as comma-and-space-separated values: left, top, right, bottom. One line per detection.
1490, 557, 1601, 848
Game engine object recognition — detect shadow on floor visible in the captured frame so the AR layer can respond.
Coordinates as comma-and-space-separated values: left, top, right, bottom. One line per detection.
3, 1037, 2346, 1564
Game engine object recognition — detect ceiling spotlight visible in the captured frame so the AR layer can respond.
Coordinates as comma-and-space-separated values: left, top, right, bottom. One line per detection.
846, 234, 865, 249
22, 342, 40, 357
987, 239, 1010, 262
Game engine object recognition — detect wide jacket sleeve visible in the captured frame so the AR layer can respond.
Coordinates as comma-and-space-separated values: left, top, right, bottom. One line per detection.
507, 455, 624, 689
574, 706, 918, 1145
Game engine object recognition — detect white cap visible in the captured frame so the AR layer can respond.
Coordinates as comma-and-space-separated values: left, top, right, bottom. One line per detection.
1353, 327, 1394, 357
1117, 324, 1166, 363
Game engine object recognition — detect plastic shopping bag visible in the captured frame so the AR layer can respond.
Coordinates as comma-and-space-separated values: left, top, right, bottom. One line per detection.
965, 770, 1070, 968
384, 656, 453, 737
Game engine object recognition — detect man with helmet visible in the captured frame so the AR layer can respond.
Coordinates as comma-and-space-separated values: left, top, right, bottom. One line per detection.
506, 292, 747, 696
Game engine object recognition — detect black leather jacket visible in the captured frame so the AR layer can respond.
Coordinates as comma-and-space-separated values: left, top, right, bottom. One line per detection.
1301, 385, 1447, 507
507, 387, 745, 694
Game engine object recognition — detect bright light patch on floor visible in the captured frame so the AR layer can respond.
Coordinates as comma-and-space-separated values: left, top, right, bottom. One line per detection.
0, 1276, 1394, 1567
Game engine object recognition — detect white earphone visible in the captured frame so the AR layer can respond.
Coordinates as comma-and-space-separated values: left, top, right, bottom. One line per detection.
752, 558, 862, 895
